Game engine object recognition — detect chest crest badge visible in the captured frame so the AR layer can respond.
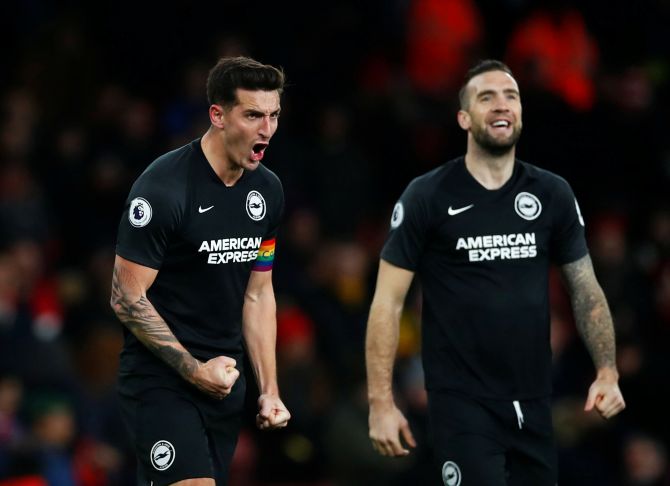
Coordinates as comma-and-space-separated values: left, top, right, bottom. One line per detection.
514, 192, 542, 221
246, 190, 266, 221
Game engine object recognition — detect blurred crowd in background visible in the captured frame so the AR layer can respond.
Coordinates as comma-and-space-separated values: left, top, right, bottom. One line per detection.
1, 0, 670, 484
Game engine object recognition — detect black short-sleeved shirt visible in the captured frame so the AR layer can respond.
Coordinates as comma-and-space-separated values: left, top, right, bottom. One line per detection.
381, 157, 587, 400
115, 139, 283, 385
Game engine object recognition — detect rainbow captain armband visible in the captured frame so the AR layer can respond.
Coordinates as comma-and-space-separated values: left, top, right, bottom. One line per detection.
252, 238, 275, 272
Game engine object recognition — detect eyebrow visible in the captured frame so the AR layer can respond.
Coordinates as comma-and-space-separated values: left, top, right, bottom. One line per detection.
477, 88, 520, 98
243, 108, 281, 115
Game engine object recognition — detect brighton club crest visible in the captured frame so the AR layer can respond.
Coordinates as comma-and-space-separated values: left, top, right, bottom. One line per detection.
246, 191, 266, 221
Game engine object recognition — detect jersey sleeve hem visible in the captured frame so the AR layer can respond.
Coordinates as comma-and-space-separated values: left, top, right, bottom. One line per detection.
380, 254, 416, 272
115, 246, 162, 270
553, 247, 589, 266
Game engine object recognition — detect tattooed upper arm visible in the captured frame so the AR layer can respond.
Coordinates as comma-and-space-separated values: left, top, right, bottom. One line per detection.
110, 255, 198, 379
110, 259, 161, 329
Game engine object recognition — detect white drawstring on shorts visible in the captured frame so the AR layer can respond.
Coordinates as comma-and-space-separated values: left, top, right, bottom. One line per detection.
513, 400, 525, 429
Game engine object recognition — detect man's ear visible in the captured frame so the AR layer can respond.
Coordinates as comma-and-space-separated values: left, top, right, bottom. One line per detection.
209, 104, 225, 129
457, 109, 471, 131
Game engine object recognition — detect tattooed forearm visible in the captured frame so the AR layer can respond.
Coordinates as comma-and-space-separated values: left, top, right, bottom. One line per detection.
111, 265, 198, 380
561, 254, 616, 369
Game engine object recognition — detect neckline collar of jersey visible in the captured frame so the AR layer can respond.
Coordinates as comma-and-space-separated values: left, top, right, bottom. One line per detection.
192, 138, 249, 188
458, 156, 519, 194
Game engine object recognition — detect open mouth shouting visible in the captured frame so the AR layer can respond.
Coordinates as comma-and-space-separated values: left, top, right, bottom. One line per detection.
251, 142, 268, 162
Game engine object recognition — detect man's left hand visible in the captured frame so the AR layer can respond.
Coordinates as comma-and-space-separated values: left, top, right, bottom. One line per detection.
584, 368, 626, 419
256, 394, 291, 430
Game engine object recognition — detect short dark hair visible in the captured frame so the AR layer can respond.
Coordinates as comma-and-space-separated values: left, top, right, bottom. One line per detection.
458, 59, 515, 109
206, 56, 285, 108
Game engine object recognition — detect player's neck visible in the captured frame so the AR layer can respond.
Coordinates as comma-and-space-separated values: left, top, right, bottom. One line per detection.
464, 145, 515, 190
201, 129, 245, 187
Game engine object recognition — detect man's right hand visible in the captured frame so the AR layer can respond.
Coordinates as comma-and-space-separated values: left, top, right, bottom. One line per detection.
369, 402, 417, 457
191, 356, 240, 399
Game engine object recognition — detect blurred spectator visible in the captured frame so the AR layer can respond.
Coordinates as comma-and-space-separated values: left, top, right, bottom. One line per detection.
38, 124, 90, 265
0, 376, 24, 447
505, 2, 599, 111
0, 164, 51, 248
0, 89, 39, 161
12, 390, 125, 486
620, 433, 670, 486
0, 252, 19, 330
0, 376, 27, 480
600, 66, 654, 115
639, 208, 670, 272
307, 104, 375, 238
25, 392, 77, 485
89, 84, 130, 150
117, 99, 159, 173
302, 240, 371, 380
162, 61, 210, 146
654, 261, 670, 335
0, 240, 72, 389
405, 0, 483, 99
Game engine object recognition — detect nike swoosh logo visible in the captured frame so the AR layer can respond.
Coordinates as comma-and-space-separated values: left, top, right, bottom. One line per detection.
198, 205, 214, 213
448, 204, 474, 216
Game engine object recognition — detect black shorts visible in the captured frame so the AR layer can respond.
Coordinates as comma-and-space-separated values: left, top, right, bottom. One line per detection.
118, 370, 246, 486
428, 391, 557, 486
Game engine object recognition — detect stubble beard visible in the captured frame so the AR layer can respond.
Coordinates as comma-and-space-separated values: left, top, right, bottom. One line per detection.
472, 123, 523, 156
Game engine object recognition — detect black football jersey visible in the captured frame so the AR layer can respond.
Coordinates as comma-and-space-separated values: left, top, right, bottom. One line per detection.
381, 157, 587, 400
115, 139, 283, 378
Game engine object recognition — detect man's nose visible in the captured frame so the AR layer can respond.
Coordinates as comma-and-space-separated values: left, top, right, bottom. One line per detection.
259, 116, 272, 137
493, 96, 510, 111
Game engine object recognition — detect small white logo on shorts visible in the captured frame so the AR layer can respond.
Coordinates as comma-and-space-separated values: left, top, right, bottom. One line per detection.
514, 192, 542, 221
129, 197, 152, 227
150, 440, 175, 471
246, 191, 266, 221
391, 202, 404, 228
442, 461, 462, 486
